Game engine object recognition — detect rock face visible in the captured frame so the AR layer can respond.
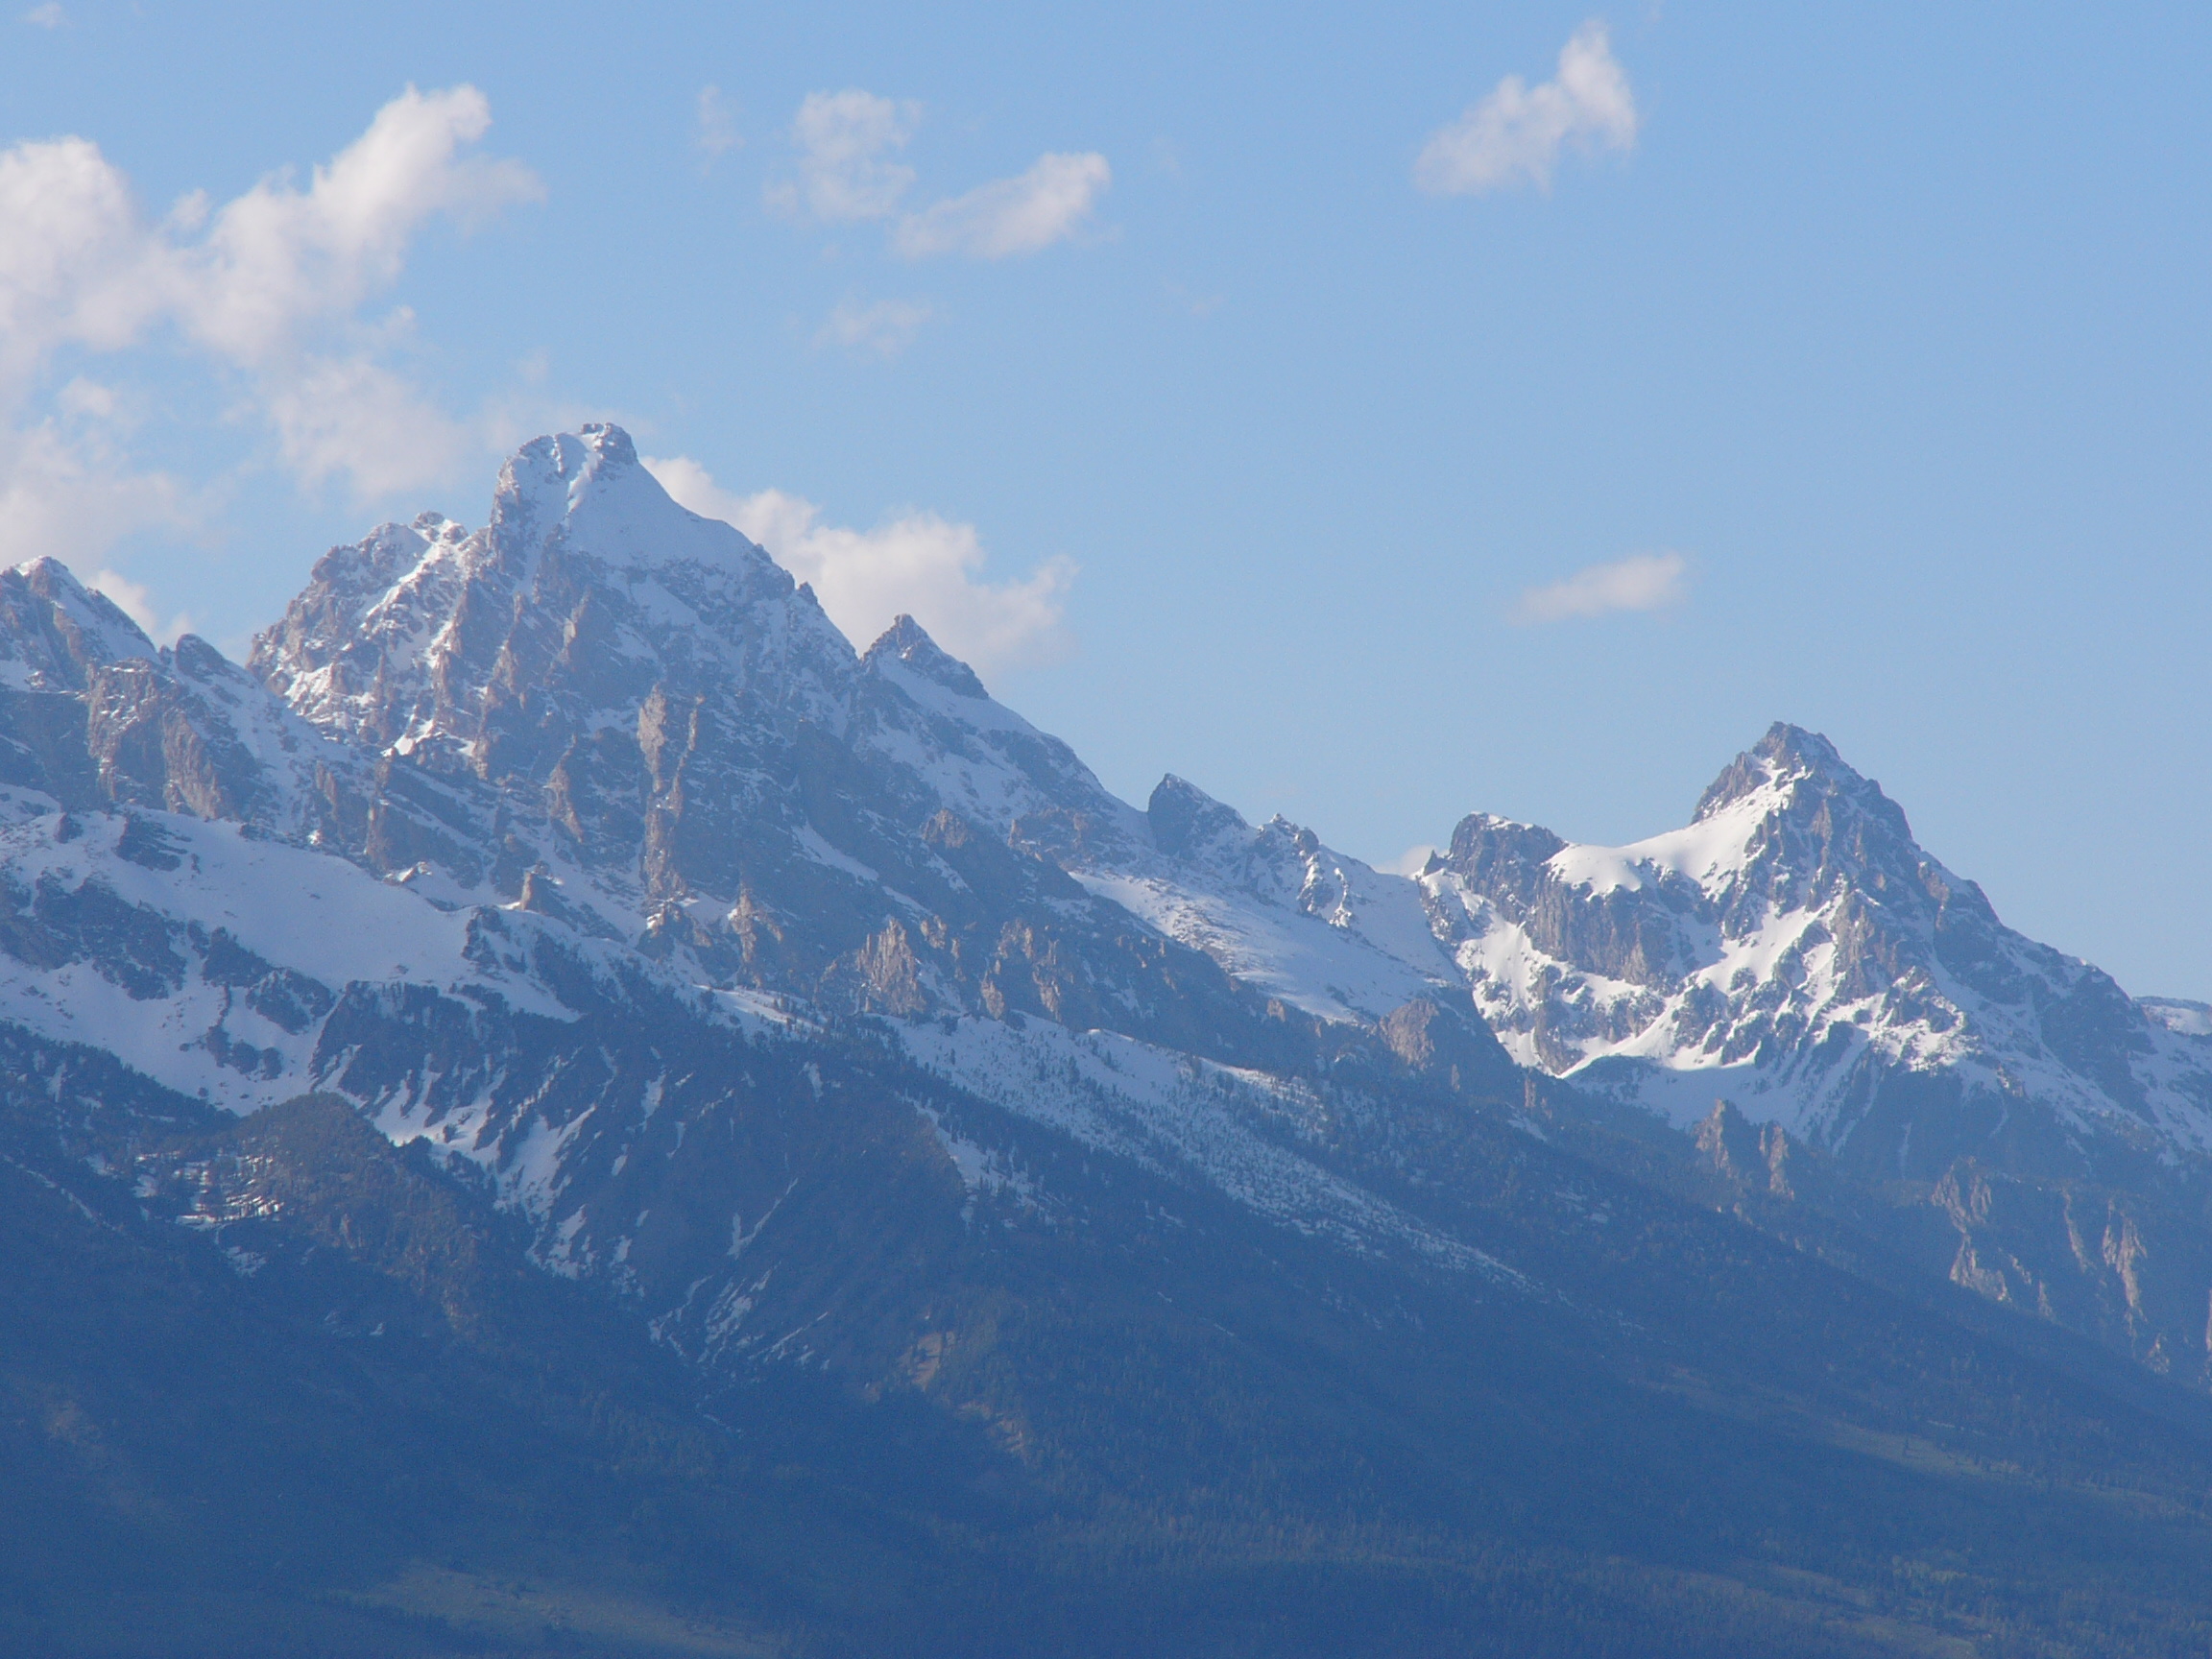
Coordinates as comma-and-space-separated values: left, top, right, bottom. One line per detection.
245, 426, 1315, 1051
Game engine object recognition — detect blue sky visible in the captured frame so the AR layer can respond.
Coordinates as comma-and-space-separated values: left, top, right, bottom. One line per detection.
3, 3, 2208, 996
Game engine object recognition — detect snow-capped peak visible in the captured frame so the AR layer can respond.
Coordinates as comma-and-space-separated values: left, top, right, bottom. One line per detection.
1693, 721, 1855, 820
0, 558, 158, 690
253, 424, 861, 765
1145, 774, 1251, 862
863, 614, 989, 701
498, 422, 642, 529
1532, 721, 1940, 930
491, 423, 792, 589
1428, 725, 2212, 1165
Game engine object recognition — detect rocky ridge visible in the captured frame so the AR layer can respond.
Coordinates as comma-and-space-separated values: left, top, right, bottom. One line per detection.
1424, 723, 2212, 1175
0, 425, 2209, 1397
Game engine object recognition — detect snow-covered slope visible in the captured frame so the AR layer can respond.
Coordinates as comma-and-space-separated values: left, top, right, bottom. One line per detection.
1424, 723, 2212, 1170
902, 1014, 1524, 1284
0, 790, 480, 1106
1064, 774, 1459, 1024
0, 764, 801, 1232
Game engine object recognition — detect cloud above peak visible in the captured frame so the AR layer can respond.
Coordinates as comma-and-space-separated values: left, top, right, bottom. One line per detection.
774, 89, 1108, 260
0, 84, 546, 618
0, 83, 540, 438
181, 84, 541, 364
778, 89, 919, 222
815, 297, 935, 360
1513, 551, 1685, 624
893, 152, 1110, 259
694, 85, 740, 163
86, 565, 193, 646
1415, 20, 1638, 197
642, 455, 1075, 679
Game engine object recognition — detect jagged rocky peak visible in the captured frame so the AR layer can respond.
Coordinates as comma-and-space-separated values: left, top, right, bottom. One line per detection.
1146, 774, 1250, 860
1695, 721, 1861, 817
1442, 813, 1567, 910
493, 423, 786, 589
249, 513, 479, 745
252, 423, 856, 771
1678, 721, 1940, 919
0, 559, 157, 692
0, 559, 318, 827
1139, 775, 1343, 909
863, 613, 988, 700
1428, 722, 2212, 1182
1439, 722, 1949, 931
1427, 718, 1954, 961
501, 421, 639, 532
228, 427, 1183, 1006
1142, 773, 1339, 877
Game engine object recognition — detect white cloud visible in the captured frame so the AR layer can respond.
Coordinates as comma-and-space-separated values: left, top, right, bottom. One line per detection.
1415, 20, 1638, 196
776, 89, 918, 222
55, 375, 120, 422
815, 298, 934, 360
893, 151, 1111, 259
0, 421, 195, 585
262, 349, 477, 498
772, 91, 1110, 261
21, 2, 62, 26
172, 84, 542, 366
0, 136, 167, 391
0, 84, 541, 509
1379, 845, 1441, 877
1513, 551, 1685, 624
695, 85, 740, 161
643, 455, 1074, 679
86, 567, 193, 646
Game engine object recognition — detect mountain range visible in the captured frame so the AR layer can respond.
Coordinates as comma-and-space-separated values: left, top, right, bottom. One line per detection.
6, 424, 2212, 1657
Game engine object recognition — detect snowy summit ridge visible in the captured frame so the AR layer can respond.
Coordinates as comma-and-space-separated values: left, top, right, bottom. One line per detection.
1423, 722, 2212, 1168
179, 440, 2212, 1183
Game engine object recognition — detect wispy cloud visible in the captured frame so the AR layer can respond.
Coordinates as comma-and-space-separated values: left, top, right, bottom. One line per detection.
771, 89, 918, 222
0, 84, 544, 629
695, 85, 740, 164
260, 344, 479, 498
1415, 20, 1638, 197
0, 420, 197, 581
772, 90, 1108, 260
893, 151, 1110, 259
815, 298, 934, 360
1513, 551, 1685, 623
643, 455, 1074, 679
173, 84, 541, 365
1379, 845, 1441, 878
86, 566, 193, 646
20, 3, 62, 27
0, 84, 540, 466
